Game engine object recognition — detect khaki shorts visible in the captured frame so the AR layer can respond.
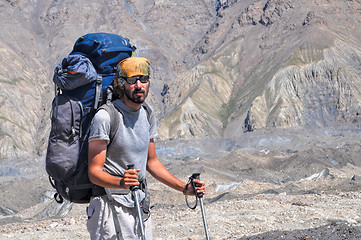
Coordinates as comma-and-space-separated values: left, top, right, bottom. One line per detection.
87, 196, 152, 240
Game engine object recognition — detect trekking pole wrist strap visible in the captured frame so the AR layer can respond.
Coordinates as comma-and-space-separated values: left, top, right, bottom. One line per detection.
185, 178, 198, 209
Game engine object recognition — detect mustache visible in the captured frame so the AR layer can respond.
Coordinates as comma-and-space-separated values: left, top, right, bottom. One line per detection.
133, 89, 145, 93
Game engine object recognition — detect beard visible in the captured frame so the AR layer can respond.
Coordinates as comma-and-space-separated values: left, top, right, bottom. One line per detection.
123, 85, 149, 104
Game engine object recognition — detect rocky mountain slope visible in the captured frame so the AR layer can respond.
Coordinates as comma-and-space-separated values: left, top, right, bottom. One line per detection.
160, 0, 361, 139
0, 0, 360, 160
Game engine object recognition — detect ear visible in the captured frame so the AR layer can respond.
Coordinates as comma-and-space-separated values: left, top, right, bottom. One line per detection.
113, 85, 124, 98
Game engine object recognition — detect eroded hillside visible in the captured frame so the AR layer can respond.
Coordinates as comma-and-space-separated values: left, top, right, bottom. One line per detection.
0, 0, 360, 159
159, 0, 361, 139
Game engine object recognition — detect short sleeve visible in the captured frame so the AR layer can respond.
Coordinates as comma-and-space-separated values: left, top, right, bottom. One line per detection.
88, 109, 111, 143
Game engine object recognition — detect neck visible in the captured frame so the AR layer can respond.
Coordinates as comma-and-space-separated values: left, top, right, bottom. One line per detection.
120, 95, 142, 110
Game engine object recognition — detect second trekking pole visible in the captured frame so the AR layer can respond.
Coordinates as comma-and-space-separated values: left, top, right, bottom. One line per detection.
186, 173, 210, 240
127, 164, 146, 240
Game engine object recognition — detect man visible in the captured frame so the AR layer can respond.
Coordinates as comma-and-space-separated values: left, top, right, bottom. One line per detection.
87, 57, 205, 239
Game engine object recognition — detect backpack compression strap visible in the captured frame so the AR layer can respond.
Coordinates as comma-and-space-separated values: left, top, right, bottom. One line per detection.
93, 75, 103, 109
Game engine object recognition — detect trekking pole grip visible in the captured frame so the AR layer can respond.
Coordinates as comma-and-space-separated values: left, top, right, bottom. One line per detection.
190, 173, 203, 198
127, 164, 139, 191
127, 164, 135, 170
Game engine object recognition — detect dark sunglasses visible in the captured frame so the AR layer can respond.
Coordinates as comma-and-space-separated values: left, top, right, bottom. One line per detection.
122, 75, 150, 84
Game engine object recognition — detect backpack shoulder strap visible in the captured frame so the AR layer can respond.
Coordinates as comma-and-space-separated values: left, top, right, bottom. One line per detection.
98, 102, 124, 239
97, 102, 120, 146
141, 101, 152, 123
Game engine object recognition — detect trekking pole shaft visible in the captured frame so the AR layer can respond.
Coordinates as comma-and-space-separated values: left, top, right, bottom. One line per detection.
133, 190, 146, 240
127, 164, 146, 240
199, 197, 210, 240
190, 173, 210, 240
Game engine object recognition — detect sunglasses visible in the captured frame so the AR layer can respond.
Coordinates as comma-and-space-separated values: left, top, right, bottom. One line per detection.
122, 75, 150, 84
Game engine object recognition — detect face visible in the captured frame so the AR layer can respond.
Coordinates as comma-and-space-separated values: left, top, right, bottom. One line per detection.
122, 75, 150, 106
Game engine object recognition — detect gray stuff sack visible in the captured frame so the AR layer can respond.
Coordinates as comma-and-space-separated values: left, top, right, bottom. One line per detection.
46, 95, 82, 181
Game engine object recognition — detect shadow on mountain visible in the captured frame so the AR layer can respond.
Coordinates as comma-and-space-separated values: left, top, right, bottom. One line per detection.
238, 221, 361, 240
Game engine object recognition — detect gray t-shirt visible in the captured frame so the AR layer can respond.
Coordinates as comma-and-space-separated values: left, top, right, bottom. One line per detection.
88, 99, 158, 207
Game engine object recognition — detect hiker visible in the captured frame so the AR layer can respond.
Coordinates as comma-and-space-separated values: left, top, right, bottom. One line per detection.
87, 57, 206, 239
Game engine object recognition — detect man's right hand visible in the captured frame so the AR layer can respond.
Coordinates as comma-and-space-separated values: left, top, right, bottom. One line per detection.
120, 169, 140, 188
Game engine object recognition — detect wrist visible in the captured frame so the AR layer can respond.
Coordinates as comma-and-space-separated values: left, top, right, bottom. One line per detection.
182, 183, 188, 195
119, 178, 126, 189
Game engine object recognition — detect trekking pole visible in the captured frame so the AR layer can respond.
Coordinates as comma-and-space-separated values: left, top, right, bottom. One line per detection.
186, 173, 210, 240
127, 164, 146, 240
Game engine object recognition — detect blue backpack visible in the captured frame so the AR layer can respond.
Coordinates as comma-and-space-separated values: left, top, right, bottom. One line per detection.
45, 33, 135, 203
